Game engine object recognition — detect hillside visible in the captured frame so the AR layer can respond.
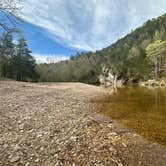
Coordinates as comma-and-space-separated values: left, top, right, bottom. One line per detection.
36, 13, 166, 84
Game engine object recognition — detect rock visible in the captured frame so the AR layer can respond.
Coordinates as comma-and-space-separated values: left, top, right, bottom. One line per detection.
160, 80, 166, 86
1, 81, 166, 166
20, 130, 24, 133
35, 158, 39, 163
25, 162, 30, 166
107, 124, 113, 129
109, 147, 116, 152
9, 156, 20, 163
122, 143, 127, 148
99, 75, 106, 85
13, 144, 21, 152
18, 120, 21, 124
19, 124, 24, 130
70, 136, 77, 141
139, 79, 166, 87
3, 144, 8, 150
99, 66, 124, 88
139, 82, 145, 86
40, 147, 44, 151
117, 79, 125, 87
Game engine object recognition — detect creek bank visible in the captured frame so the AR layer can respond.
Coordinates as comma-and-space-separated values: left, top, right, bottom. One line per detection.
0, 81, 166, 165
139, 79, 166, 87
99, 66, 166, 88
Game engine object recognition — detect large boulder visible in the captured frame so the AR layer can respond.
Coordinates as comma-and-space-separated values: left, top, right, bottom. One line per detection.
99, 66, 124, 88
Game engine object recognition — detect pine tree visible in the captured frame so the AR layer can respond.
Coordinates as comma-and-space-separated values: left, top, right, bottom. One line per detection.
0, 33, 14, 77
12, 37, 36, 81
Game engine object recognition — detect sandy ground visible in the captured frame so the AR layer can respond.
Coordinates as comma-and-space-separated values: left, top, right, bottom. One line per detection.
0, 81, 166, 166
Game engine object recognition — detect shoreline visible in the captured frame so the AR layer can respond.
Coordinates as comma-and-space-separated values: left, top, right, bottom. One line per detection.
0, 81, 166, 165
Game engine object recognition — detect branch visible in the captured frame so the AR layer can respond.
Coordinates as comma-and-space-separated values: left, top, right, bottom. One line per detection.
0, 21, 9, 31
0, 0, 22, 33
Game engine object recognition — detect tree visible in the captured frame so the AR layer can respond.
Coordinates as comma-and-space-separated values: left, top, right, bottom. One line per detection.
36, 14, 166, 84
0, 0, 21, 32
0, 0, 20, 12
0, 32, 14, 77
12, 37, 37, 81
146, 40, 166, 79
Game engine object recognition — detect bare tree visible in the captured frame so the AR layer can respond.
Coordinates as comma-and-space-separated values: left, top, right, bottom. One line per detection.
0, 0, 21, 32
0, 0, 20, 13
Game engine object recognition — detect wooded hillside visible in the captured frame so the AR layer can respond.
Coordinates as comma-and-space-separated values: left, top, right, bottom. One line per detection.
37, 14, 166, 84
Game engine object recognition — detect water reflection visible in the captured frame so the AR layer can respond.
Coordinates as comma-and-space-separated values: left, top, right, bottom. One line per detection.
96, 87, 166, 145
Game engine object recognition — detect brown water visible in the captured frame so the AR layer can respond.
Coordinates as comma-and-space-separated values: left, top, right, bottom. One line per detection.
96, 87, 166, 145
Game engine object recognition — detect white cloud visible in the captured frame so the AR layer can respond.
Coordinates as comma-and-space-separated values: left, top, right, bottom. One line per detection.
33, 53, 69, 64
20, 0, 166, 51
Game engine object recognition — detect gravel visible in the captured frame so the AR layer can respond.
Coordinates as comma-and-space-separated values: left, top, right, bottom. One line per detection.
0, 81, 166, 166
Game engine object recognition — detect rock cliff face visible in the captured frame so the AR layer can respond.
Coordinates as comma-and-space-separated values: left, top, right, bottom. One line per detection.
99, 66, 124, 88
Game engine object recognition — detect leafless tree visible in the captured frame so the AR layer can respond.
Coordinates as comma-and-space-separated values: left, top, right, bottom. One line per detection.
0, 0, 20, 12
0, 0, 21, 33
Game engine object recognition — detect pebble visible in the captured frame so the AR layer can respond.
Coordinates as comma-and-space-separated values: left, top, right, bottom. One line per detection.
122, 143, 127, 147
25, 162, 30, 166
1, 82, 165, 166
9, 156, 20, 163
35, 158, 39, 163
107, 124, 113, 129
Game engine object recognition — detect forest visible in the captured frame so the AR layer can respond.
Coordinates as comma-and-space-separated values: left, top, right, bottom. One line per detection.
36, 14, 166, 84
0, 33, 37, 81
1, 1, 166, 165
0, 0, 166, 84
0, 0, 37, 81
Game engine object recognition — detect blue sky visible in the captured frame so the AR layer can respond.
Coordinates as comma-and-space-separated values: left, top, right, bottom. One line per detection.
18, 21, 83, 63
11, 0, 166, 62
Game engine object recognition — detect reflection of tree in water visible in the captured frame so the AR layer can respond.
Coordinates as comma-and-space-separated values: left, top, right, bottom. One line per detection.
155, 89, 160, 111
97, 87, 166, 145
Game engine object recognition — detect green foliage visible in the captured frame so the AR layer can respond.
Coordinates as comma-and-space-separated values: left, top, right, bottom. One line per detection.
0, 33, 38, 81
36, 53, 101, 84
146, 40, 166, 79
37, 13, 166, 83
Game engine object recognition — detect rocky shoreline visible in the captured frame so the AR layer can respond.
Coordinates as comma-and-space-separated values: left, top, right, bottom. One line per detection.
139, 79, 166, 87
0, 81, 166, 165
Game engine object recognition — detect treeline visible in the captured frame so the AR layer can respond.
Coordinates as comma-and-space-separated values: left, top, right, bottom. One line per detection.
0, 0, 38, 81
0, 33, 37, 81
36, 52, 101, 84
37, 13, 166, 84
1, 13, 166, 84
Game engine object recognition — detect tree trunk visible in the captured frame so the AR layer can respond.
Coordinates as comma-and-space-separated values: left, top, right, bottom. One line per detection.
113, 74, 118, 93
155, 56, 158, 79
113, 74, 117, 89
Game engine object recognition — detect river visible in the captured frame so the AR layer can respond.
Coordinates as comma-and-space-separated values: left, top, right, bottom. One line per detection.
96, 87, 166, 146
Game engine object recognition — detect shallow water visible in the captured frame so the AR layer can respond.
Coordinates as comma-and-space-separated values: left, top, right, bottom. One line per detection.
96, 87, 166, 145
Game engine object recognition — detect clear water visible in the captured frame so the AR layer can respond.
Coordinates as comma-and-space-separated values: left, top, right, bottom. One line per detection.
96, 87, 166, 145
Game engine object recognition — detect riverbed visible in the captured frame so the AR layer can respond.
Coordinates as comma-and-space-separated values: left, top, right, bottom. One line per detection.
96, 87, 166, 145
0, 81, 166, 165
